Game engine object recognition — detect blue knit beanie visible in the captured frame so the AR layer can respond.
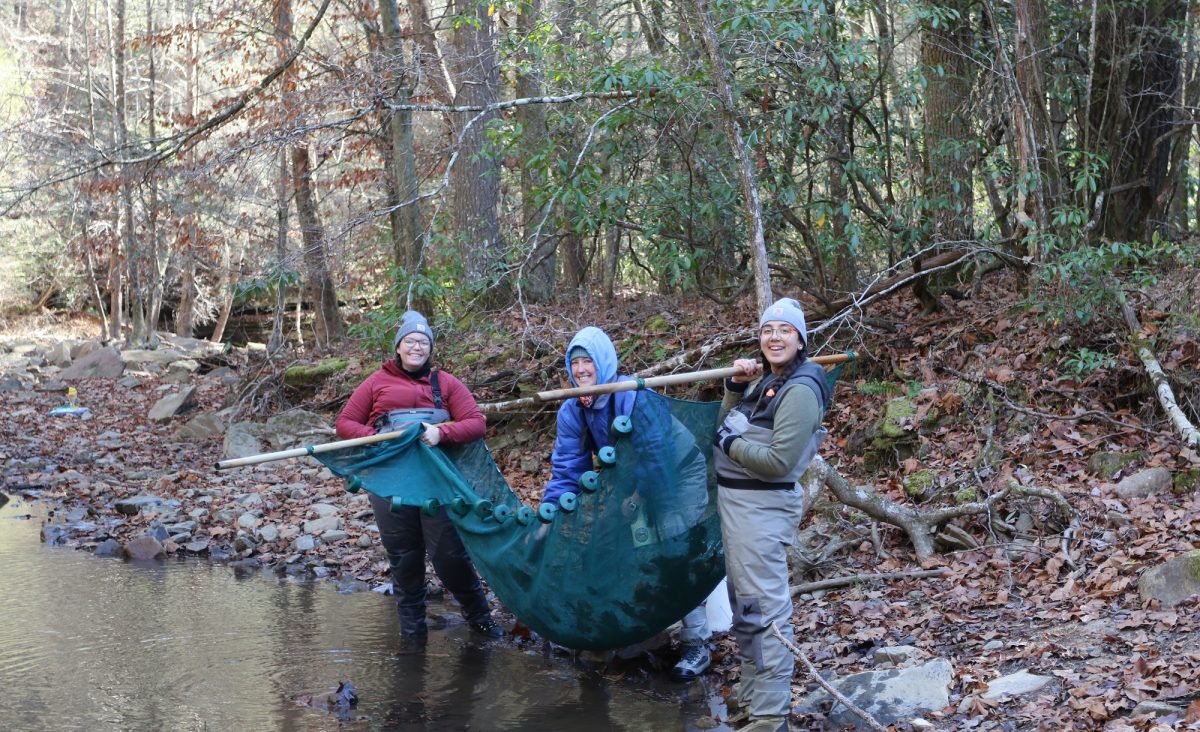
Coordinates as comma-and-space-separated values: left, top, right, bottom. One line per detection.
393, 311, 435, 351
759, 298, 808, 347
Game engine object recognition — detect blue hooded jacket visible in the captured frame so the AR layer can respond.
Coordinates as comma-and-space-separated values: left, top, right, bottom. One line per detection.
542, 327, 639, 506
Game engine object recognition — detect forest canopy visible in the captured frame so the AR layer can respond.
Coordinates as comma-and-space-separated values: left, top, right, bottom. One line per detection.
0, 0, 1195, 353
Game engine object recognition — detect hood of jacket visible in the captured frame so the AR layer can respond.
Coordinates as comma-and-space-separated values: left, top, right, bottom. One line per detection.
565, 326, 622, 411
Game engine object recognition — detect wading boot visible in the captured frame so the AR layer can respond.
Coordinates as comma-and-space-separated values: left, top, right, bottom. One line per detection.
738, 715, 789, 732
469, 616, 505, 638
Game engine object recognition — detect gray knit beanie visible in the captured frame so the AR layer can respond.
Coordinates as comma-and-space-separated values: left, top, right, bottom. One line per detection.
568, 345, 590, 363
759, 298, 808, 347
393, 310, 435, 351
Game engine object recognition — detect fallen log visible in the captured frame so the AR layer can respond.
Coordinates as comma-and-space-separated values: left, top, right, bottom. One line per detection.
1122, 303, 1200, 447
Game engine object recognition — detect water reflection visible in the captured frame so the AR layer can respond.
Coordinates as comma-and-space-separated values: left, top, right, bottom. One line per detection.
0, 497, 729, 730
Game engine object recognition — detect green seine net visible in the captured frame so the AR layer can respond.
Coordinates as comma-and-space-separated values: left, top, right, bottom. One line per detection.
316, 364, 847, 651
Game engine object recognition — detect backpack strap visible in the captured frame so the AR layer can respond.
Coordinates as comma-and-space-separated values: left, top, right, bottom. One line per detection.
430, 369, 443, 410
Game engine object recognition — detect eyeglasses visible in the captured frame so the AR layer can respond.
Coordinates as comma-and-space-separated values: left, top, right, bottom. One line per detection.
400, 338, 430, 350
760, 326, 797, 339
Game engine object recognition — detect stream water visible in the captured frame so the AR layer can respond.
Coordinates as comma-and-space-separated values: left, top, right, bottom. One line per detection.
0, 496, 731, 731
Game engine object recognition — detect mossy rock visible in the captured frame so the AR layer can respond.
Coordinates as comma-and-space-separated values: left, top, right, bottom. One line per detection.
878, 397, 917, 440
903, 469, 937, 497
458, 351, 482, 366
1173, 468, 1200, 494
283, 358, 350, 387
644, 314, 671, 334
955, 486, 979, 504
1087, 451, 1142, 479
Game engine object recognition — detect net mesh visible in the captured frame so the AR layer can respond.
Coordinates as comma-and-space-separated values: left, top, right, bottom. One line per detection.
316, 363, 847, 651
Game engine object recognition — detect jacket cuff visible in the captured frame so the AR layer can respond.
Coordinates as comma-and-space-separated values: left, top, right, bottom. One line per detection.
725, 378, 749, 393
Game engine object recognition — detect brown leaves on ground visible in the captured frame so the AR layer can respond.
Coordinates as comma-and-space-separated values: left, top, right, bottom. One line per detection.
4, 273, 1200, 730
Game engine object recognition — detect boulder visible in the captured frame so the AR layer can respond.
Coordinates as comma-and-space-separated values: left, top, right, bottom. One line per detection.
45, 341, 73, 367
60, 347, 125, 380
223, 422, 266, 460
125, 533, 166, 561
114, 495, 167, 515
174, 412, 226, 440
1138, 550, 1200, 607
1114, 467, 1173, 500
148, 385, 197, 423
982, 669, 1054, 699
264, 409, 333, 451
795, 659, 954, 729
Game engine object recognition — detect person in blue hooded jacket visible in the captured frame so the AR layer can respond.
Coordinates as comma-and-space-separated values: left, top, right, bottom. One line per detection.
541, 326, 713, 680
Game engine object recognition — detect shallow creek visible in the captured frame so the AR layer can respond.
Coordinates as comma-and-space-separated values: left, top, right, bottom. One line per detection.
0, 496, 730, 730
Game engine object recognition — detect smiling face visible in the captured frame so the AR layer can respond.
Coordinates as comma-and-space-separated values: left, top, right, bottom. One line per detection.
759, 320, 802, 373
396, 334, 431, 370
570, 355, 597, 387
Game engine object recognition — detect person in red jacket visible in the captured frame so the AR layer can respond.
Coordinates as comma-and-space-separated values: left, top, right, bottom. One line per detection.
336, 311, 503, 643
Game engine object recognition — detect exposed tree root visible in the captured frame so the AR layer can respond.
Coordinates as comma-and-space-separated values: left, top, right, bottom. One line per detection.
811, 456, 1077, 564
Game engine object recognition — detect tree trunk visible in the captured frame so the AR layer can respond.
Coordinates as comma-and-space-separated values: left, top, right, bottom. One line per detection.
516, 0, 555, 302
449, 0, 504, 303
276, 0, 343, 346
104, 0, 124, 342
918, 0, 975, 311
1089, 0, 1186, 240
692, 0, 773, 312
377, 0, 425, 309
269, 147, 289, 353
1011, 0, 1058, 253
175, 0, 197, 338
292, 143, 345, 346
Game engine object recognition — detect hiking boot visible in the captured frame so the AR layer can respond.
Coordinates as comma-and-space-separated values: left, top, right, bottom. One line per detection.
738, 715, 788, 732
469, 617, 505, 638
672, 643, 711, 680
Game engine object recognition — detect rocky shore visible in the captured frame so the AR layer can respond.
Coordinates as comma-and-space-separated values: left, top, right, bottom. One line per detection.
1, 334, 410, 595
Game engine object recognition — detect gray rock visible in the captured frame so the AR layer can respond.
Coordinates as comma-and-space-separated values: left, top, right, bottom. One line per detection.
125, 533, 166, 561
147, 522, 171, 543
874, 645, 920, 665
982, 669, 1054, 699
120, 347, 187, 366
293, 535, 317, 552
223, 422, 265, 460
114, 495, 166, 515
279, 525, 300, 540
165, 521, 198, 534
1114, 467, 1173, 500
45, 341, 73, 367
60, 347, 125, 380
237, 512, 259, 529
65, 506, 88, 522
311, 566, 331, 579
0, 377, 25, 391
1131, 700, 1184, 718
303, 516, 342, 534
1138, 549, 1200, 607
41, 524, 70, 545
148, 385, 197, 423
264, 409, 332, 451
174, 412, 225, 440
70, 340, 101, 359
234, 535, 257, 553
357, 534, 374, 548
117, 375, 142, 389
184, 539, 210, 553
982, 640, 1004, 651
240, 493, 264, 507
188, 507, 209, 519
93, 538, 124, 558
795, 659, 954, 729
321, 530, 349, 543
310, 503, 339, 517
257, 525, 280, 542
